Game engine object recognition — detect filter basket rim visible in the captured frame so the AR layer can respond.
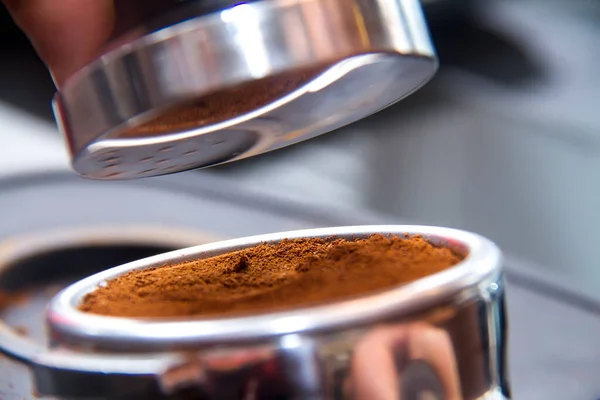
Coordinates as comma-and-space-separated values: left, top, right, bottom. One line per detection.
47, 225, 502, 350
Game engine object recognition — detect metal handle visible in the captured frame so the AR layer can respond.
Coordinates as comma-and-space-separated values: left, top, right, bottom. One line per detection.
0, 320, 179, 397
0, 227, 220, 398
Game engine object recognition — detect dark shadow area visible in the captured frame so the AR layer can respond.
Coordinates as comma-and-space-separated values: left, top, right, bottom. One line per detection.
0, 5, 56, 122
0, 244, 175, 291
429, 12, 548, 87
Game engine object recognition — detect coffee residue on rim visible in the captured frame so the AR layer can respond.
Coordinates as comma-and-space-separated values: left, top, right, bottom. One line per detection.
79, 234, 464, 318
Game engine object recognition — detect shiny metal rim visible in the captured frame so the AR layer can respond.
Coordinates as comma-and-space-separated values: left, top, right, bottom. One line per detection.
0, 226, 219, 372
48, 225, 502, 350
53, 0, 437, 180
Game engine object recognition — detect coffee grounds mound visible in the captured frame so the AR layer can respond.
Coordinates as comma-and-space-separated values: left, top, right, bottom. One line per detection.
79, 234, 463, 318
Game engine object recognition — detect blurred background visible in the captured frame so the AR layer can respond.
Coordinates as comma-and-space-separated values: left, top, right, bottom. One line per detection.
0, 0, 598, 294
0, 1, 599, 398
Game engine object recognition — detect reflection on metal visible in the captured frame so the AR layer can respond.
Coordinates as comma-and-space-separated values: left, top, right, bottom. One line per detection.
53, 0, 437, 180
0, 225, 509, 399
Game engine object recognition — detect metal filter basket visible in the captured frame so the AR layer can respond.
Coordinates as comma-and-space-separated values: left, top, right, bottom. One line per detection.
53, 0, 437, 180
4, 226, 510, 399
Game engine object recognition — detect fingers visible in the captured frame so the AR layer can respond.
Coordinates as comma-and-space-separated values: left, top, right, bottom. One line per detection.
3, 0, 115, 86
350, 324, 463, 400
351, 327, 408, 400
406, 325, 463, 400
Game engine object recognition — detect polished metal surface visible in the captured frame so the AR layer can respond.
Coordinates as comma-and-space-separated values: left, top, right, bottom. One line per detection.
0, 172, 598, 399
18, 225, 509, 399
49, 225, 500, 348
0, 226, 219, 399
54, 0, 437, 180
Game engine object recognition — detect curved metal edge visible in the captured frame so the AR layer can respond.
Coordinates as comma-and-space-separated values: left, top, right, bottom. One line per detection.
0, 226, 219, 365
54, 0, 437, 179
70, 54, 438, 180
47, 225, 503, 349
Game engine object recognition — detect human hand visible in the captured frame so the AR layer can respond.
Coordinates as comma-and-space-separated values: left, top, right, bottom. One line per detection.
3, 0, 114, 86
350, 323, 463, 400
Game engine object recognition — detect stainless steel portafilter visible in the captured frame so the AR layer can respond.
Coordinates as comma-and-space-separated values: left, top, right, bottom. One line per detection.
53, 0, 438, 180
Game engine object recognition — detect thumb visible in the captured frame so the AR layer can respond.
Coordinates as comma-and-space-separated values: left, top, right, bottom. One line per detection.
3, 0, 115, 87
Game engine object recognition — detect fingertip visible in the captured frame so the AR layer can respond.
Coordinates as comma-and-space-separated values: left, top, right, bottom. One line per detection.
4, 0, 115, 86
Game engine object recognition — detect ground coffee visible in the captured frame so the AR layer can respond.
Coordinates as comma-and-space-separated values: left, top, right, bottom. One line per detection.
79, 234, 463, 318
118, 64, 328, 138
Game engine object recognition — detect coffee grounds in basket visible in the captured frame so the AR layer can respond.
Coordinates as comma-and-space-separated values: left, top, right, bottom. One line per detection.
79, 234, 463, 318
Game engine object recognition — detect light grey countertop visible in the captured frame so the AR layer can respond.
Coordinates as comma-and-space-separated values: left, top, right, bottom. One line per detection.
0, 102, 68, 177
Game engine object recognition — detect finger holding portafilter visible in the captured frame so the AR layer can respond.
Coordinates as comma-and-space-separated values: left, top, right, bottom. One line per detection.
350, 323, 462, 400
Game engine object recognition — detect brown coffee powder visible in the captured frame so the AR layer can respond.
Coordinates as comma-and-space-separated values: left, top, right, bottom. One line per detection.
79, 234, 463, 318
117, 64, 329, 138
